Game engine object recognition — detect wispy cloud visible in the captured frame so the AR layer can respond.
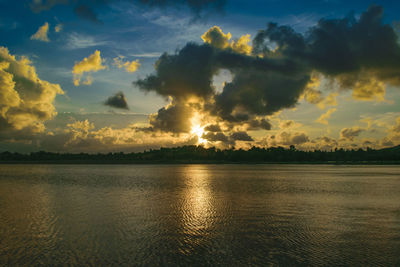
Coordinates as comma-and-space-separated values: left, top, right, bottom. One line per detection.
64, 32, 109, 49
130, 52, 162, 58
0, 19, 19, 31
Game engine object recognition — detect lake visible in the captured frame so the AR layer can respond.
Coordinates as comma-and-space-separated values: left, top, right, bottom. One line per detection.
0, 164, 399, 266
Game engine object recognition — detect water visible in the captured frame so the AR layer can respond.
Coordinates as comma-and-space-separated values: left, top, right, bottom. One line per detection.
0, 164, 400, 266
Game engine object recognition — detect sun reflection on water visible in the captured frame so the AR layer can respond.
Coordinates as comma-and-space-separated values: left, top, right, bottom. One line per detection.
180, 165, 214, 250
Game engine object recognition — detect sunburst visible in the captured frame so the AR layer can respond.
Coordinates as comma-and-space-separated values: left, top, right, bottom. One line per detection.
191, 124, 207, 144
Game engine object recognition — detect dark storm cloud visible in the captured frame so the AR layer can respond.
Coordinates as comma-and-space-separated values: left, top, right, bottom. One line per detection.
268, 131, 309, 146
202, 131, 228, 142
252, 22, 306, 57
29, 0, 226, 23
74, 4, 103, 24
29, 0, 103, 22
135, 41, 309, 122
30, 0, 68, 12
214, 70, 309, 120
135, 44, 217, 99
202, 131, 253, 145
104, 92, 129, 109
340, 127, 363, 141
230, 131, 254, 141
253, 5, 400, 86
247, 118, 272, 130
307, 6, 400, 78
137, 0, 226, 13
204, 124, 221, 132
147, 101, 193, 133
290, 133, 309, 145
134, 5, 400, 136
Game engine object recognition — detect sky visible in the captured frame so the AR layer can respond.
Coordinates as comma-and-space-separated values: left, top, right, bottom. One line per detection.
1, 0, 400, 153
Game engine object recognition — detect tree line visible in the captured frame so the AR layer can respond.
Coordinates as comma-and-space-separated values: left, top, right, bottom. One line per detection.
0, 145, 400, 163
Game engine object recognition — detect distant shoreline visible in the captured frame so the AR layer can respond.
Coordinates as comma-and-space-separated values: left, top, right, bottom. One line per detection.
1, 160, 400, 165
1, 145, 399, 165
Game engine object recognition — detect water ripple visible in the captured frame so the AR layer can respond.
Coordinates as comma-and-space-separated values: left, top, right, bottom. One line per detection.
1, 164, 400, 265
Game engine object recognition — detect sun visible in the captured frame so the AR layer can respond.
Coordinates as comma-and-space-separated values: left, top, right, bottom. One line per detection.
191, 124, 207, 144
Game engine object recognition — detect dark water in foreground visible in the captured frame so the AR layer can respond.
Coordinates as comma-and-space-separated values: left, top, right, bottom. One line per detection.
0, 164, 400, 266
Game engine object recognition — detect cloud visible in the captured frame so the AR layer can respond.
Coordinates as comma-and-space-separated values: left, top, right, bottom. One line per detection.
279, 120, 294, 129
201, 26, 231, 49
391, 117, 400, 133
246, 118, 272, 130
104, 92, 129, 110
231, 34, 252, 55
30, 0, 68, 12
230, 131, 253, 141
131, 52, 162, 58
41, 119, 201, 153
380, 138, 394, 147
316, 108, 337, 125
65, 32, 109, 50
147, 100, 194, 134
113, 56, 140, 73
30, 22, 50, 42
202, 131, 228, 142
204, 124, 221, 132
300, 74, 338, 109
30, 0, 226, 23
74, 4, 103, 24
54, 23, 63, 33
133, 5, 400, 143
349, 75, 386, 101
377, 117, 400, 147
340, 127, 364, 141
135, 38, 309, 127
263, 131, 310, 147
135, 43, 218, 100
201, 26, 252, 54
72, 50, 106, 86
202, 129, 254, 146
0, 46, 64, 140
136, 0, 226, 13
64, 119, 94, 145
302, 86, 323, 105
277, 131, 309, 146
319, 92, 338, 109
312, 136, 339, 150
254, 5, 400, 97
134, 27, 307, 136
30, 1, 102, 23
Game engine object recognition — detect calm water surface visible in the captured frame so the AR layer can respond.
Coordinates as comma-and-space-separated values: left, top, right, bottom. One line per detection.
0, 164, 400, 266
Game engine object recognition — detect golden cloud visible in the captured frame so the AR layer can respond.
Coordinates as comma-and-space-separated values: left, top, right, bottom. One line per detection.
55, 23, 63, 33
339, 73, 386, 102
201, 26, 252, 54
113, 56, 140, 73
0, 46, 64, 139
31, 22, 50, 42
340, 126, 363, 141
301, 74, 338, 109
72, 50, 106, 86
263, 131, 310, 148
41, 119, 200, 152
352, 77, 386, 102
391, 117, 400, 133
201, 26, 232, 49
231, 34, 252, 55
316, 108, 337, 125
